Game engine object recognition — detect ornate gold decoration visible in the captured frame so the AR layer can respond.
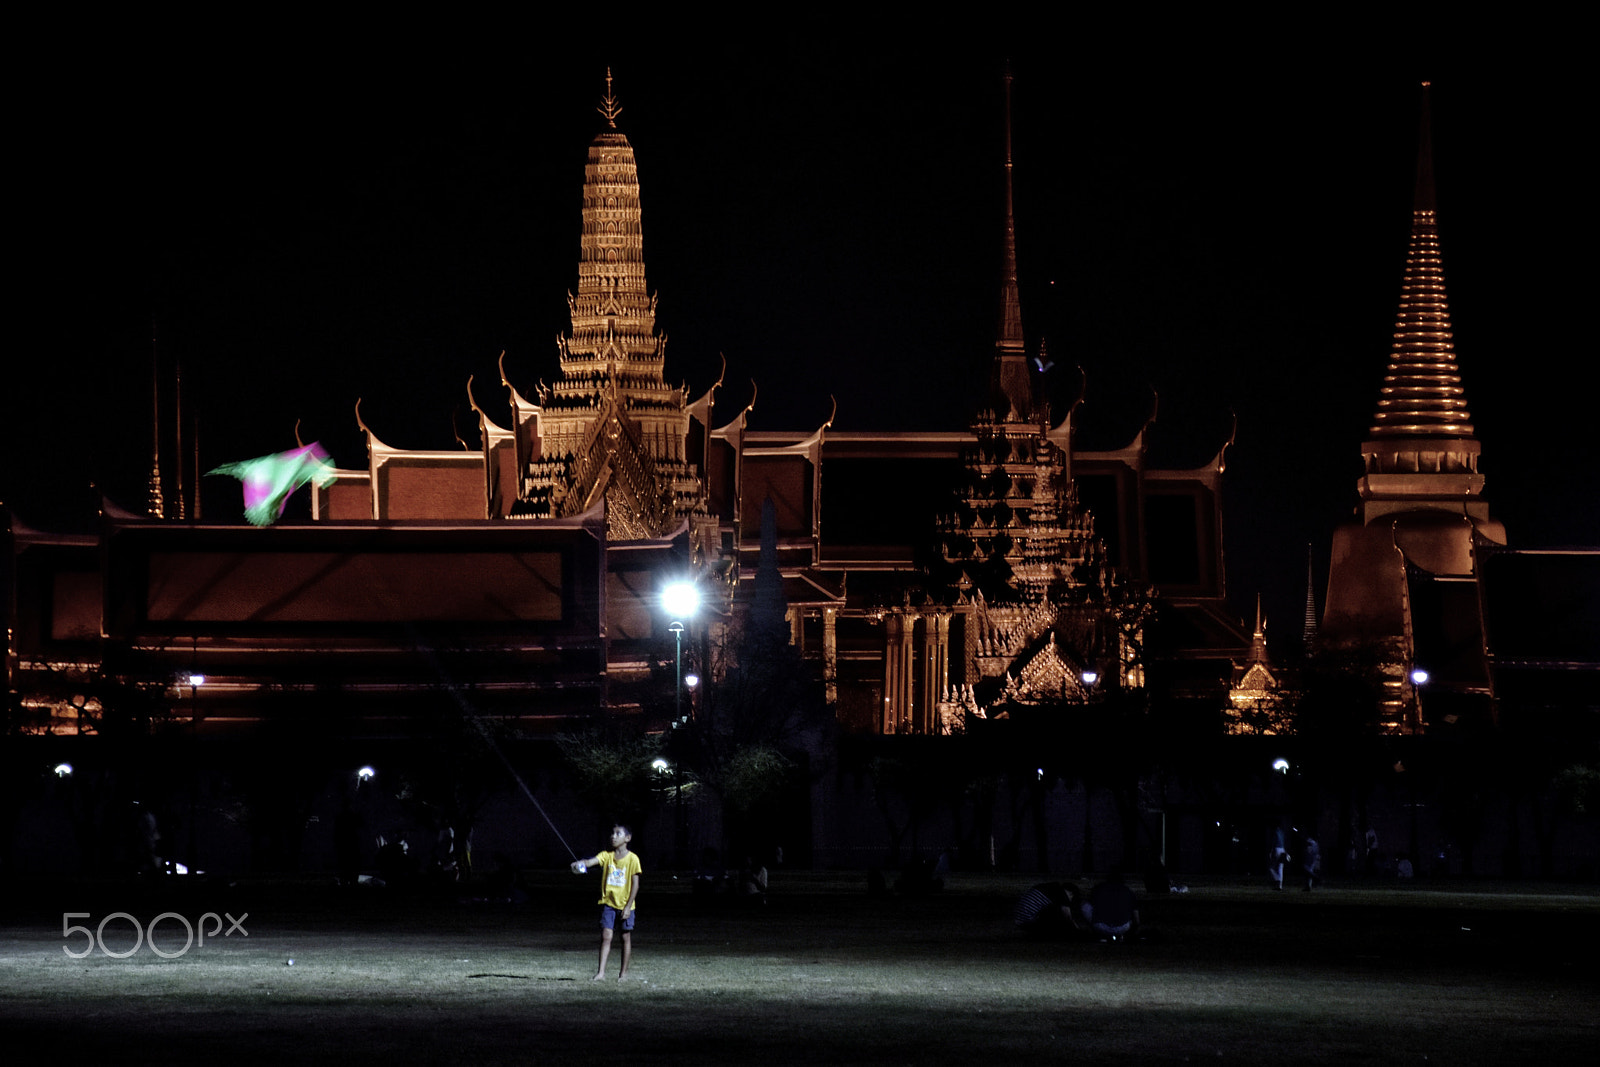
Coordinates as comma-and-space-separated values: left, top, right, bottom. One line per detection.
518, 72, 705, 541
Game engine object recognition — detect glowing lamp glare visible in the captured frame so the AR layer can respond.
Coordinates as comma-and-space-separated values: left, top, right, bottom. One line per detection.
662, 581, 700, 620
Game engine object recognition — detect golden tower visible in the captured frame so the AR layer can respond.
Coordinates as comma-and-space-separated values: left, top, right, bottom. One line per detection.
1323, 82, 1506, 731
522, 71, 704, 539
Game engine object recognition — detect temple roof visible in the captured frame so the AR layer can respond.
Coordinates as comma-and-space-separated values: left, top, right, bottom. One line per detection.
1368, 83, 1475, 440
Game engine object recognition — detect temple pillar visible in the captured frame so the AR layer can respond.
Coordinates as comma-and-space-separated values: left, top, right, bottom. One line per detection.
787, 606, 804, 650
884, 612, 917, 734
823, 607, 837, 705
920, 613, 951, 734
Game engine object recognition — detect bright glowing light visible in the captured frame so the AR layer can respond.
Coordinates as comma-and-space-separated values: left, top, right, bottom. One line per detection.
683, 672, 700, 689
1410, 668, 1430, 685
188, 673, 206, 687
651, 758, 671, 772
54, 762, 73, 778
661, 580, 700, 620
1080, 670, 1099, 686
208, 442, 337, 527
357, 766, 376, 781
1272, 758, 1290, 774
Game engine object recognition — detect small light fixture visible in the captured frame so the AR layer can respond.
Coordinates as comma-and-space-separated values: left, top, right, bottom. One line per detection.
684, 672, 700, 690
188, 673, 206, 687
54, 762, 73, 779
1410, 667, 1430, 686
1081, 670, 1099, 687
357, 766, 376, 782
1272, 757, 1290, 774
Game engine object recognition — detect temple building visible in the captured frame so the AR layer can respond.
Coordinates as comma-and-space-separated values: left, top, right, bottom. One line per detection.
1320, 83, 1506, 732
6, 72, 1246, 739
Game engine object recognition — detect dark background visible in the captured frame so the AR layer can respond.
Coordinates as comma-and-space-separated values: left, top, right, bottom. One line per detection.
7, 22, 1591, 640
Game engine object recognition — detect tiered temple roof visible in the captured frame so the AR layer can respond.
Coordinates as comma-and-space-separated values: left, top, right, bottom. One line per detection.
524, 71, 703, 539
933, 71, 1113, 715
1356, 82, 1493, 524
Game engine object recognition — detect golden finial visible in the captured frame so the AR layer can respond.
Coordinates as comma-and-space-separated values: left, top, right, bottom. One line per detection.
598, 67, 622, 128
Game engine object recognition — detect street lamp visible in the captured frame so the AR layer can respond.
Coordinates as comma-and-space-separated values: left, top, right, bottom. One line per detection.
662, 580, 701, 724
668, 622, 686, 721
662, 579, 701, 866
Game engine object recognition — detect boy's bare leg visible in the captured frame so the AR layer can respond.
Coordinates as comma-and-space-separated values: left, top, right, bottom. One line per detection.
594, 927, 612, 980
618, 931, 631, 981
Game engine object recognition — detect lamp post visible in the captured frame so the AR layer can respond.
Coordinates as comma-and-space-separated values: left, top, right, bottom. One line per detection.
669, 621, 686, 721
662, 580, 701, 721
662, 580, 701, 866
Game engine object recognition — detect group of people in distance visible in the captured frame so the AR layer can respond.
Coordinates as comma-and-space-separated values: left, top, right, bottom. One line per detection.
1014, 872, 1142, 942
1268, 828, 1323, 891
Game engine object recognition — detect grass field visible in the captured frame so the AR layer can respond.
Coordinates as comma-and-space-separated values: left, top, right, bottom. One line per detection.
2, 872, 1595, 1065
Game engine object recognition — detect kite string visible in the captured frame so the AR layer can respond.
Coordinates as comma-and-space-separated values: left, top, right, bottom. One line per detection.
466, 714, 579, 862
403, 622, 579, 863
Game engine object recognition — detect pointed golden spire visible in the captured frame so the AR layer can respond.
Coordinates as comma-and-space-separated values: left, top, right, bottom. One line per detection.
1369, 81, 1473, 439
598, 67, 622, 129
1302, 543, 1319, 651
1249, 595, 1268, 665
147, 316, 165, 519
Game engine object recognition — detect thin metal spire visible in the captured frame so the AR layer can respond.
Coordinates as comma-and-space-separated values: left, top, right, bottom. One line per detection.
175, 356, 186, 519
992, 64, 1030, 422
598, 67, 622, 128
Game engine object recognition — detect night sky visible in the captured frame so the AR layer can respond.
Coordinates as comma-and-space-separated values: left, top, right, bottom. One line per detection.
7, 31, 1593, 641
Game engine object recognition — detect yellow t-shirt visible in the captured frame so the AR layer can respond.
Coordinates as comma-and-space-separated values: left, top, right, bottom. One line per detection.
594, 849, 642, 911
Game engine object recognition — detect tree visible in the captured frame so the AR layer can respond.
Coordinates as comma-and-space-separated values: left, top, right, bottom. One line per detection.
555, 721, 665, 835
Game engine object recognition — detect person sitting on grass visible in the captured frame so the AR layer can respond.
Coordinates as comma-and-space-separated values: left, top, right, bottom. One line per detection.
1014, 881, 1087, 939
570, 824, 641, 981
739, 855, 768, 905
1081, 871, 1140, 941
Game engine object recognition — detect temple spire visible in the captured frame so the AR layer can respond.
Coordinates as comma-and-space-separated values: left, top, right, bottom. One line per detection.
1302, 543, 1318, 652
147, 316, 164, 519
1368, 81, 1473, 440
519, 71, 701, 541
991, 65, 1030, 423
1249, 595, 1268, 665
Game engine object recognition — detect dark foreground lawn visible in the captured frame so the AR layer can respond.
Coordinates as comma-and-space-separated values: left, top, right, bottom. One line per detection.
1, 872, 1595, 1065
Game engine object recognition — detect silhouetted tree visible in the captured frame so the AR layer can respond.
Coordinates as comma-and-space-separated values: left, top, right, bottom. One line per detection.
687, 499, 830, 859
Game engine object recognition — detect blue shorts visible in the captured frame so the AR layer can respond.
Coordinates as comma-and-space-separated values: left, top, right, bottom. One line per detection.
600, 906, 635, 932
